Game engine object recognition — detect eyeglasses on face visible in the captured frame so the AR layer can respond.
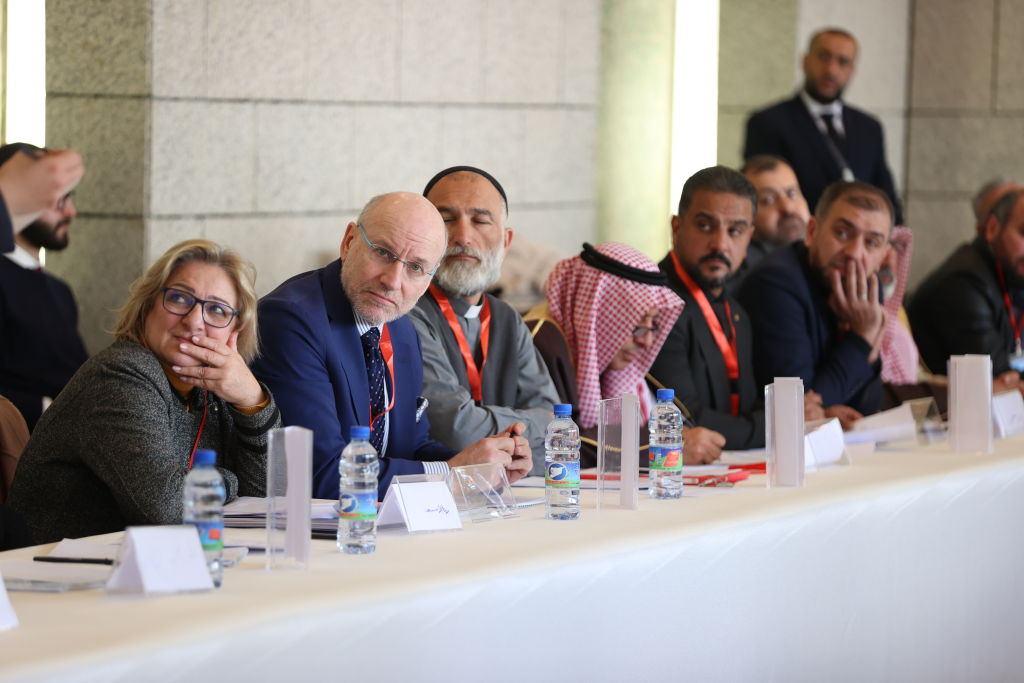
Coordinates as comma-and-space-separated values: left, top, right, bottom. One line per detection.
631, 323, 659, 342
357, 223, 439, 279
160, 287, 239, 328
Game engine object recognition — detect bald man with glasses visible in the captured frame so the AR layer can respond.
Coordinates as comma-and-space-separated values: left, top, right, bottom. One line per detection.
253, 192, 532, 499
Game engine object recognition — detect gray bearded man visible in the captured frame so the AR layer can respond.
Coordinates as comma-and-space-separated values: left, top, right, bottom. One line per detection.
409, 166, 559, 473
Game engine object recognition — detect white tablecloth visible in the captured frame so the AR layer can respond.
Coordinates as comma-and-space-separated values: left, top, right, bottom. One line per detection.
3, 438, 1024, 682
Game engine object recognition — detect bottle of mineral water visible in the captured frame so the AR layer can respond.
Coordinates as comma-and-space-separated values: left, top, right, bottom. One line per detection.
649, 389, 684, 499
338, 425, 379, 554
183, 449, 226, 587
545, 404, 581, 520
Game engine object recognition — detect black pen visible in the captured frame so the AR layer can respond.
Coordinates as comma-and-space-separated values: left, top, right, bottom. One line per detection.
33, 556, 114, 566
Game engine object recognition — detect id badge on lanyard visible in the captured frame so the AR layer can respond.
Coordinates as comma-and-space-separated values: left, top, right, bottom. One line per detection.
1010, 339, 1024, 373
996, 263, 1024, 372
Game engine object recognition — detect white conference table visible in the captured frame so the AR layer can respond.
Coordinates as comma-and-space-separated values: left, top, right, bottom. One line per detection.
3, 436, 1024, 682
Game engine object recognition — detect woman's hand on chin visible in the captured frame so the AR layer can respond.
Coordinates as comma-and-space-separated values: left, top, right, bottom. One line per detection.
171, 331, 265, 406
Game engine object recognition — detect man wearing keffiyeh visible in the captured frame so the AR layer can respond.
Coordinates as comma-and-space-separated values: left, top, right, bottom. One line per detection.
527, 242, 726, 465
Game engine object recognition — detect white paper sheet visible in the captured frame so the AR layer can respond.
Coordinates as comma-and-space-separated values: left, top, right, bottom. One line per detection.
48, 538, 119, 562
1, 560, 110, 592
0, 572, 17, 628
847, 403, 916, 444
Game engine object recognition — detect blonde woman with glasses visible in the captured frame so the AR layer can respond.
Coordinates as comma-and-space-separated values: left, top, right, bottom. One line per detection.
9, 239, 279, 544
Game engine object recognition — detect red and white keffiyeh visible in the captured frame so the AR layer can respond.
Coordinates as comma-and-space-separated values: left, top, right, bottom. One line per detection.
880, 225, 919, 385
545, 242, 684, 429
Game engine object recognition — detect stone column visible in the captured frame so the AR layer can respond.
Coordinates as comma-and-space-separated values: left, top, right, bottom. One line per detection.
596, 0, 675, 256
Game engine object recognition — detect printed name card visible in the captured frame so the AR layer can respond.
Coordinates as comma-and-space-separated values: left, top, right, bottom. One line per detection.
378, 476, 463, 533
106, 526, 214, 595
992, 390, 1024, 439
0, 572, 18, 629
804, 417, 848, 471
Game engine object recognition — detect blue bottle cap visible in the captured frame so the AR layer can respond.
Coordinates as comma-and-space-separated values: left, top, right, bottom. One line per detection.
553, 403, 572, 416
350, 425, 371, 440
193, 449, 216, 467
656, 388, 675, 402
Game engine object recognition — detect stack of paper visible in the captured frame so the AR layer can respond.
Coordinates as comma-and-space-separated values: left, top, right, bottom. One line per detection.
224, 496, 339, 532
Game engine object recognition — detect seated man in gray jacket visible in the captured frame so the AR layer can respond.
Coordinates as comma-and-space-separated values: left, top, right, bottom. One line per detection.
410, 167, 559, 474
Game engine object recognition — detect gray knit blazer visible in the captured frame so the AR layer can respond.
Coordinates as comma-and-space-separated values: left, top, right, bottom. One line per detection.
9, 340, 279, 544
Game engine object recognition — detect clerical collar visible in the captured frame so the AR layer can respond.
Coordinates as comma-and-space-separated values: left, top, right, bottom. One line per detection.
4, 244, 40, 270
352, 311, 384, 337
443, 292, 485, 320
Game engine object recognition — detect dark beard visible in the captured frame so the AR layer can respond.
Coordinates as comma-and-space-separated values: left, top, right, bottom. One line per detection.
683, 259, 729, 292
804, 78, 844, 105
21, 219, 70, 251
1002, 259, 1024, 291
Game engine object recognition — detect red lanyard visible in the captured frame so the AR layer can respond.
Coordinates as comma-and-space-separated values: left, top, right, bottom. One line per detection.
670, 252, 741, 415
370, 324, 396, 432
996, 263, 1024, 348
429, 284, 491, 402
188, 390, 209, 469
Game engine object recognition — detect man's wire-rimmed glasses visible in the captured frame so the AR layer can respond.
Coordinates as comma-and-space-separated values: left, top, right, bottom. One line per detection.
357, 222, 440, 279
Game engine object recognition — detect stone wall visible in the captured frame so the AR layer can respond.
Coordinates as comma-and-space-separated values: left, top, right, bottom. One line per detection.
45, 0, 600, 352
905, 0, 1024, 287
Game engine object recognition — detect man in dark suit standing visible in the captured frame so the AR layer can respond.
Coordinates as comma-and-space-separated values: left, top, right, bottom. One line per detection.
744, 28, 902, 223
254, 192, 531, 499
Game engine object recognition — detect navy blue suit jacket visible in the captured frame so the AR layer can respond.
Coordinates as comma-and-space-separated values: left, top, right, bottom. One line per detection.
744, 94, 902, 223
252, 259, 454, 500
735, 242, 881, 415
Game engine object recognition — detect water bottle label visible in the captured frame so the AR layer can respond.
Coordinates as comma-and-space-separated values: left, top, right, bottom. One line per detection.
545, 460, 580, 488
649, 445, 683, 471
193, 520, 223, 552
339, 491, 378, 521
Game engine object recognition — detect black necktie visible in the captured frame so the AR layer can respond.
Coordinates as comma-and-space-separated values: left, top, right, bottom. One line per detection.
360, 328, 386, 454
820, 113, 846, 154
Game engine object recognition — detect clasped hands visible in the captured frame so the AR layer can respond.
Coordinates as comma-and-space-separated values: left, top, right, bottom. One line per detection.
448, 422, 532, 483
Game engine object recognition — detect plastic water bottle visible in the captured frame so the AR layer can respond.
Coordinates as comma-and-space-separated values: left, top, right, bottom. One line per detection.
338, 425, 379, 554
545, 404, 581, 520
649, 388, 684, 499
183, 449, 226, 587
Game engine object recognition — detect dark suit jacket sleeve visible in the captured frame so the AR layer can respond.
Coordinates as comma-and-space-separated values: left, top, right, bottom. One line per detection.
743, 110, 784, 160
402, 327, 462, 465
648, 319, 765, 450
253, 298, 447, 500
867, 120, 903, 224
0, 192, 12, 253
739, 269, 877, 408
911, 270, 1010, 375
